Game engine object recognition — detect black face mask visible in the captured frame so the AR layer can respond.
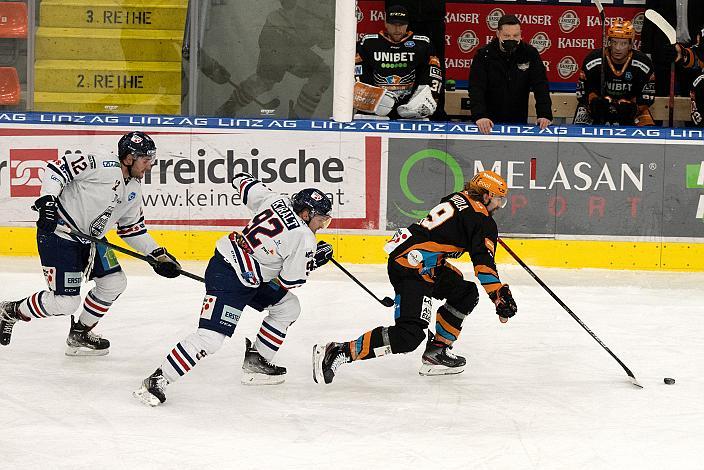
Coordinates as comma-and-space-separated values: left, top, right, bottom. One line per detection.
501, 39, 519, 53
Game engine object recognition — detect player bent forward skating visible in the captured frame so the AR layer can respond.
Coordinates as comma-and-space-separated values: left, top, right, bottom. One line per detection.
0, 131, 181, 355
134, 174, 334, 406
313, 171, 518, 384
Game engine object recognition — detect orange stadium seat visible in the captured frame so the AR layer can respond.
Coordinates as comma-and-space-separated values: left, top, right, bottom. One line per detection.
0, 2, 28, 38
0, 66, 20, 105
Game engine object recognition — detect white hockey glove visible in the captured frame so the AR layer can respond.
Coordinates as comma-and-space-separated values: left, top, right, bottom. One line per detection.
353, 82, 396, 116
397, 85, 437, 119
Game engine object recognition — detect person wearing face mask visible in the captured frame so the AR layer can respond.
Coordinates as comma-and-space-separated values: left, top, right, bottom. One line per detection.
467, 14, 552, 135
313, 171, 517, 385
574, 20, 656, 126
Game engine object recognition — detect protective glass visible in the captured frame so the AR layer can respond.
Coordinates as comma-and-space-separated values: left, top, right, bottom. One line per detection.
136, 150, 157, 163
315, 214, 333, 229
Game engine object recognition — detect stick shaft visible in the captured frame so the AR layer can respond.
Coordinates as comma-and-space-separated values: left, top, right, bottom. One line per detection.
497, 238, 638, 382
58, 226, 205, 283
330, 258, 390, 306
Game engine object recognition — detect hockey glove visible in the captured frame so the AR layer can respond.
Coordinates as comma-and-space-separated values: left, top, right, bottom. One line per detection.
312, 241, 333, 269
614, 99, 637, 125
589, 96, 612, 123
148, 247, 182, 278
489, 284, 517, 322
33, 195, 59, 233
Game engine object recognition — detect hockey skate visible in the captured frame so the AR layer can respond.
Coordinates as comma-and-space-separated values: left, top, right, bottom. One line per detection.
65, 315, 110, 356
0, 300, 23, 346
419, 331, 466, 376
241, 338, 286, 385
312, 342, 351, 384
133, 368, 168, 407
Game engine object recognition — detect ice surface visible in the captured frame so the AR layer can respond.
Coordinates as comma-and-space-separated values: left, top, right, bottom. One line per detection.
1, 257, 703, 470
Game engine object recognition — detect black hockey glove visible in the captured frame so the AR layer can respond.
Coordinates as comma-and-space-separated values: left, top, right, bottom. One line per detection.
312, 241, 333, 269
589, 96, 612, 123
614, 99, 637, 125
489, 284, 517, 322
33, 195, 59, 232
148, 247, 182, 278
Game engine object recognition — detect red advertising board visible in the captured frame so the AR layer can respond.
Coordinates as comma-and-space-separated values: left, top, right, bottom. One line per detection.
356, 2, 645, 89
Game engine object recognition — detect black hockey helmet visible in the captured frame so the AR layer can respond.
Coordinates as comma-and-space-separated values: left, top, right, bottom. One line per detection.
292, 188, 332, 218
118, 131, 156, 161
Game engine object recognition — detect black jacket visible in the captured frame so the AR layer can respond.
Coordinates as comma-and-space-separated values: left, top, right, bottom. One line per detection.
468, 38, 552, 123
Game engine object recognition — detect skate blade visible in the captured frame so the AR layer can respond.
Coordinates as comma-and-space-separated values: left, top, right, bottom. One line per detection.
133, 386, 163, 407
241, 371, 285, 386
65, 345, 109, 356
419, 363, 465, 376
312, 344, 324, 384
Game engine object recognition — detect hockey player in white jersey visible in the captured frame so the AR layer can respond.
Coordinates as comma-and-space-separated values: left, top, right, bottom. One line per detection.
134, 174, 334, 406
0, 131, 182, 354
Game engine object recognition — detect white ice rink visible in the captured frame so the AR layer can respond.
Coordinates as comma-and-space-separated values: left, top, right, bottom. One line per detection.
1, 256, 703, 470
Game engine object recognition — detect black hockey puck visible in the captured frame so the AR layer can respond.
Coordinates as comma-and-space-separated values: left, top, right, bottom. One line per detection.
663, 378, 675, 385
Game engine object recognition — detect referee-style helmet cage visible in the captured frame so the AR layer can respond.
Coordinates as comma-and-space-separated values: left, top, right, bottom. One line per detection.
118, 131, 156, 161
292, 188, 332, 218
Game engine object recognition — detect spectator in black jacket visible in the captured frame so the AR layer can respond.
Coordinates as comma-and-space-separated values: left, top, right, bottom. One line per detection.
468, 14, 552, 134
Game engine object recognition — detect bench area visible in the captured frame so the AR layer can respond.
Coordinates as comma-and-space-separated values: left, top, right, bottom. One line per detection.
444, 90, 693, 123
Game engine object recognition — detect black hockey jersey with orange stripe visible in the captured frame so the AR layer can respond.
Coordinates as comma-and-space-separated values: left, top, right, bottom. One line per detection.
386, 191, 503, 296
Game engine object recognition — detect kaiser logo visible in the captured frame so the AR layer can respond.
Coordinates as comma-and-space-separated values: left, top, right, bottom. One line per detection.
632, 12, 644, 34
530, 32, 552, 54
9, 148, 58, 197
457, 29, 479, 53
487, 8, 505, 30
356, 5, 363, 23
557, 56, 579, 79
559, 10, 580, 33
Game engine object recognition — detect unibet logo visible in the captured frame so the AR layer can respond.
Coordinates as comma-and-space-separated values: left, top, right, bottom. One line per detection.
686, 162, 704, 221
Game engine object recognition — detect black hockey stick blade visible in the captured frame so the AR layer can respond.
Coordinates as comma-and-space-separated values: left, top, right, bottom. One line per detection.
56, 225, 205, 283
330, 258, 395, 307
498, 238, 642, 388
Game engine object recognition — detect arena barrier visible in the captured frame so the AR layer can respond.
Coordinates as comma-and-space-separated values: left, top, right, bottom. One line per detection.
0, 112, 702, 270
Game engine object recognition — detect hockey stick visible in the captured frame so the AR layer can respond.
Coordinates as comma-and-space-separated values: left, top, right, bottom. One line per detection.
593, 0, 607, 99
56, 225, 205, 283
497, 238, 642, 388
644, 9, 677, 127
330, 258, 395, 307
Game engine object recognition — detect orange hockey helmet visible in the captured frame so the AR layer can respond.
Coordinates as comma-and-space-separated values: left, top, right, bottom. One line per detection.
466, 170, 508, 208
608, 20, 635, 41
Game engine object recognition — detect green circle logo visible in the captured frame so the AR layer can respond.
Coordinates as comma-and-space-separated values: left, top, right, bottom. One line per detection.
396, 149, 465, 220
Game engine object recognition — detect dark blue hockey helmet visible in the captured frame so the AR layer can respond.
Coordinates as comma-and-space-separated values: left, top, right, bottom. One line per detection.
118, 131, 156, 161
292, 188, 332, 218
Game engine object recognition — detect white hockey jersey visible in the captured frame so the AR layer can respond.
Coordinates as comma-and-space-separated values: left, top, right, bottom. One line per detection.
216, 175, 317, 289
41, 151, 159, 254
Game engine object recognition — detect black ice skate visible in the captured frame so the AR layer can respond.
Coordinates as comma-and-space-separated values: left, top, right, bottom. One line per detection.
241, 337, 286, 385
312, 342, 351, 384
65, 315, 110, 356
133, 368, 168, 407
0, 300, 23, 346
419, 331, 466, 376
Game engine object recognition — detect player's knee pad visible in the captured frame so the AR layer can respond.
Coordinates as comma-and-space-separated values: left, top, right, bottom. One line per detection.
445, 281, 479, 318
390, 320, 426, 354
92, 270, 127, 302
193, 328, 226, 356
267, 292, 300, 325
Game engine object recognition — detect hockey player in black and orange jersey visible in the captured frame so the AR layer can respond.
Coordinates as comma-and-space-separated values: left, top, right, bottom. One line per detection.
353, 5, 442, 119
574, 20, 656, 126
313, 171, 518, 384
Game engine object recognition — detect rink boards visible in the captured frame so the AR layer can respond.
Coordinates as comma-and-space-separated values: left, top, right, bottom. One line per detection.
0, 113, 702, 270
